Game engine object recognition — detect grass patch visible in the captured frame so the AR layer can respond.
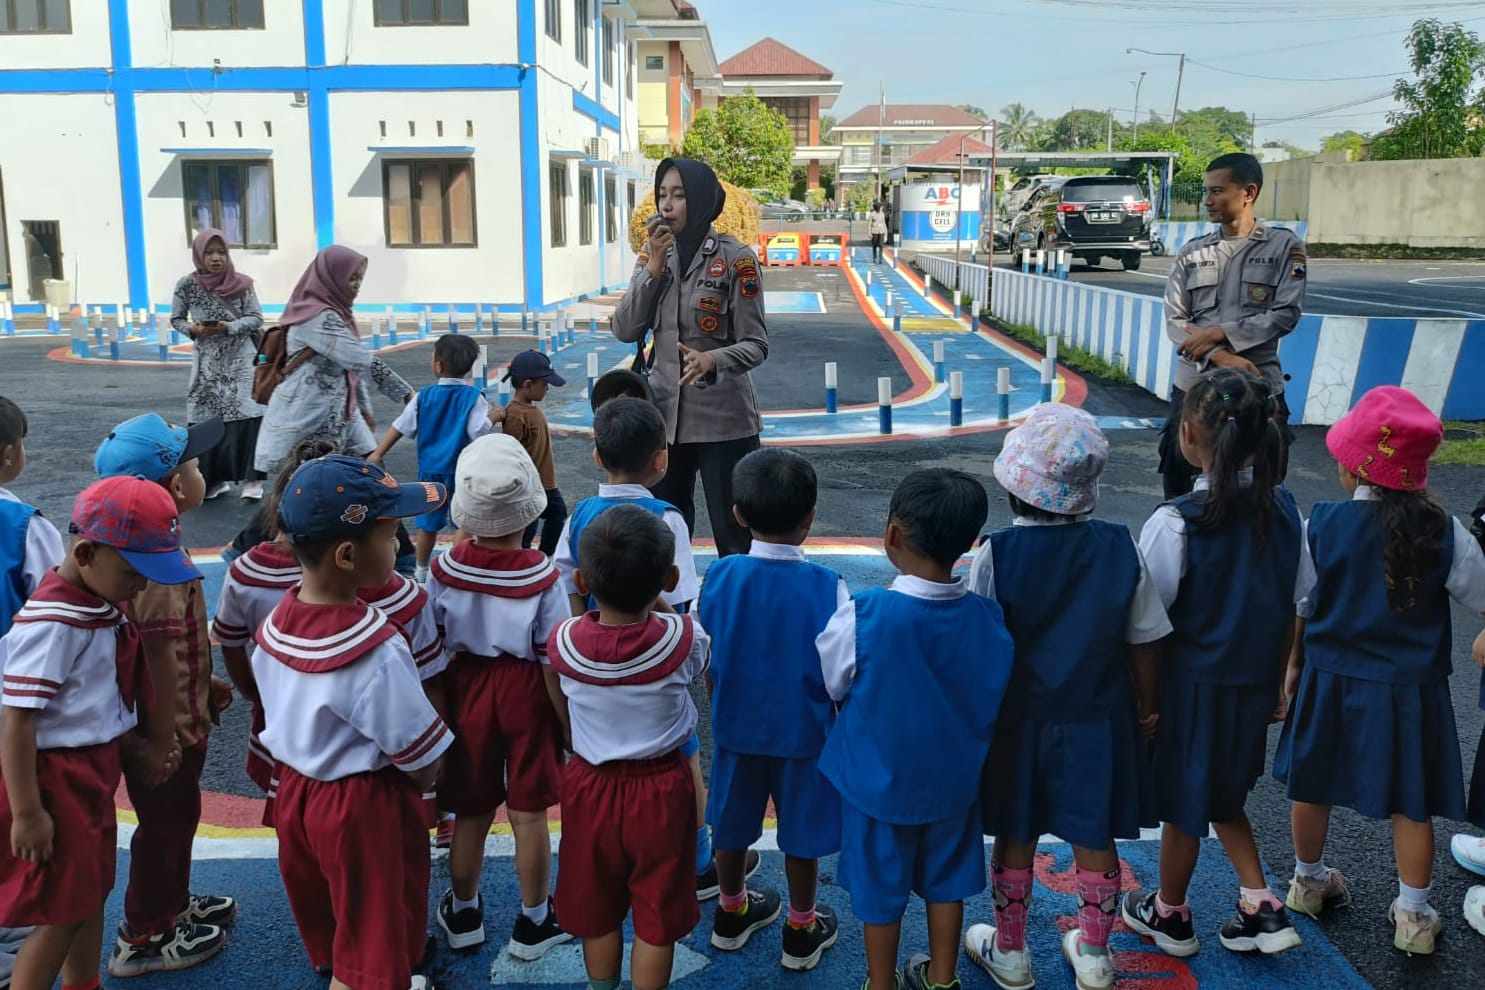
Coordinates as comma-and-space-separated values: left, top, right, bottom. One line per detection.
1307, 243, 1485, 261
1437, 420, 1485, 466
989, 318, 1133, 384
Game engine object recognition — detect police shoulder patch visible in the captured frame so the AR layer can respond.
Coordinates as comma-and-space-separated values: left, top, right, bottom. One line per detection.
740, 275, 760, 298
698, 295, 722, 313
707, 257, 727, 278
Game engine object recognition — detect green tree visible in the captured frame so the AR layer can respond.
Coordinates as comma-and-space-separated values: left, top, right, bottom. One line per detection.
820, 114, 837, 144
1372, 18, 1485, 160
681, 87, 794, 197
1040, 108, 1127, 150
1320, 130, 1368, 157
1172, 106, 1252, 156
999, 102, 1040, 150
956, 103, 988, 120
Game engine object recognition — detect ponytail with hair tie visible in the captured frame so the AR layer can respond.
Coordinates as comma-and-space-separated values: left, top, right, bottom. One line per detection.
1180, 369, 1286, 545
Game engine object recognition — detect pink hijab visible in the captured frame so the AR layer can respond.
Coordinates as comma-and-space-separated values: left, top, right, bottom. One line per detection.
191, 229, 254, 298
279, 244, 366, 332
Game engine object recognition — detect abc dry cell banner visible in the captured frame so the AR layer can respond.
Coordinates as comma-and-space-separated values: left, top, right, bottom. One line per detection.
900, 184, 982, 248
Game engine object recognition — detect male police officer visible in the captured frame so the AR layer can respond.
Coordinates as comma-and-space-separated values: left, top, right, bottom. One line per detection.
1161, 152, 1307, 497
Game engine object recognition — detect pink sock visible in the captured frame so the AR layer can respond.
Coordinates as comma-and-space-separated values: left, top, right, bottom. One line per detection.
787, 904, 816, 928
1155, 894, 1190, 919
718, 887, 748, 912
1240, 886, 1283, 913
1076, 866, 1121, 949
992, 862, 1034, 951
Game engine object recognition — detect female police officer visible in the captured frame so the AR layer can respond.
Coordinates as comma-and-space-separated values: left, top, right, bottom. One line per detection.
611, 157, 769, 557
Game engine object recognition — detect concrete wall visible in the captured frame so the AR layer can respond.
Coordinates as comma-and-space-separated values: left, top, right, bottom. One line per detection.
1307, 158, 1485, 248
1255, 157, 1312, 221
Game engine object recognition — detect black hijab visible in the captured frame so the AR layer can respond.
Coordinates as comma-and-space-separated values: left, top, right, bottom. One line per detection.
656, 157, 725, 274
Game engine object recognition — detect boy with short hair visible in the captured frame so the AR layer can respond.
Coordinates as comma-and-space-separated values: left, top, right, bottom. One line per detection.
816, 469, 1014, 990
698, 448, 845, 971
253, 454, 453, 990
369, 333, 493, 582
546, 504, 711, 990
94, 413, 237, 979
502, 350, 567, 556
1, 476, 200, 990
426, 434, 571, 959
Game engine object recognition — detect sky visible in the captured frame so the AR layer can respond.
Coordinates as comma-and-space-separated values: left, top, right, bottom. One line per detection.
696, 0, 1485, 149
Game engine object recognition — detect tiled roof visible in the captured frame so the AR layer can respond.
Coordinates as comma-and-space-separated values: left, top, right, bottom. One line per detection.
902, 133, 995, 166
835, 104, 986, 129
718, 37, 833, 79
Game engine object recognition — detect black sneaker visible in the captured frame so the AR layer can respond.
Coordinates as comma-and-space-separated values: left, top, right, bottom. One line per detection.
1121, 889, 1200, 957
901, 951, 961, 989
1218, 899, 1303, 955
710, 888, 782, 951
697, 847, 761, 901
106, 920, 226, 978
781, 905, 839, 971
178, 893, 238, 928
507, 898, 572, 961
436, 889, 485, 951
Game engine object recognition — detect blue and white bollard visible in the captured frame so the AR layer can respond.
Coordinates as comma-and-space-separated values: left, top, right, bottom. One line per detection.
884, 287, 893, 313
953, 290, 961, 320
865, 269, 874, 288
1, 301, 13, 336
384, 306, 395, 337
538, 323, 549, 355
448, 304, 459, 334
474, 303, 485, 334
893, 298, 903, 334
933, 339, 945, 384
1035, 251, 1046, 276
45, 305, 58, 335
109, 326, 122, 361
997, 366, 1012, 422
949, 370, 964, 427
70, 316, 87, 357
1021, 249, 1031, 274
825, 361, 838, 414
91, 307, 103, 345
497, 379, 511, 408
588, 308, 598, 335
521, 308, 529, 334
1056, 250, 1070, 280
1041, 357, 1055, 403
115, 303, 128, 338
479, 344, 490, 392
371, 318, 383, 351
587, 352, 599, 397
877, 377, 893, 435
564, 311, 575, 347
1047, 332, 1058, 366
420, 305, 432, 338
972, 295, 983, 327
136, 308, 150, 338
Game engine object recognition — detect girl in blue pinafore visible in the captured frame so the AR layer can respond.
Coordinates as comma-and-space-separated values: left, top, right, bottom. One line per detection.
964, 403, 1168, 990
1274, 385, 1485, 956
1123, 369, 1307, 959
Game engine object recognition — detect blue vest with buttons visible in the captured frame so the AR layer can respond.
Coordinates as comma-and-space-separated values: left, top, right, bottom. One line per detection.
413, 383, 483, 475
1305, 499, 1455, 685
1165, 485, 1302, 686
698, 553, 841, 758
0, 497, 38, 637
818, 588, 1014, 825
567, 494, 678, 606
989, 520, 1140, 719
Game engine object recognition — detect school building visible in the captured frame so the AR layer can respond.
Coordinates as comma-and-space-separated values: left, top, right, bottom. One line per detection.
0, 0, 669, 313
833, 103, 988, 198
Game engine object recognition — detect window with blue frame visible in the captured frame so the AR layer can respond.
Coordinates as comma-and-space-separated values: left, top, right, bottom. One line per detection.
171, 0, 264, 29
0, 0, 70, 33
544, 0, 560, 42
573, 0, 589, 66
602, 17, 615, 86
183, 160, 275, 249
383, 159, 476, 248
375, 0, 467, 26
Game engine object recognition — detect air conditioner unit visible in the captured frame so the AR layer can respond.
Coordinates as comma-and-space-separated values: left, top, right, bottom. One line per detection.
618, 150, 637, 169
585, 137, 611, 161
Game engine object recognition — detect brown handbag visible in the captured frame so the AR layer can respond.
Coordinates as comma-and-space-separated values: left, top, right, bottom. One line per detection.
250, 325, 314, 405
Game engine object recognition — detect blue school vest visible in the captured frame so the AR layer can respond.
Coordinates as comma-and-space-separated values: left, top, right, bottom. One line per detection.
0, 497, 37, 636
698, 554, 841, 758
818, 588, 1014, 825
567, 494, 679, 606
414, 383, 484, 475
989, 520, 1140, 719
1305, 499, 1454, 685
1165, 485, 1302, 686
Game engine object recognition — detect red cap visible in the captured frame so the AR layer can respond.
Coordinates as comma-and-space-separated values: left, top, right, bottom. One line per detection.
1325, 386, 1442, 492
70, 476, 201, 585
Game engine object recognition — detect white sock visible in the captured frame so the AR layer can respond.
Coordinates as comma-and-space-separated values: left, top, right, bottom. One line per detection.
1295, 856, 1328, 880
452, 891, 480, 913
521, 899, 550, 925
1397, 880, 1431, 914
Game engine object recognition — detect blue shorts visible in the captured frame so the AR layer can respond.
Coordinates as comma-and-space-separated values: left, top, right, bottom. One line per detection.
707, 748, 841, 859
414, 472, 455, 534
837, 804, 985, 925
679, 730, 701, 760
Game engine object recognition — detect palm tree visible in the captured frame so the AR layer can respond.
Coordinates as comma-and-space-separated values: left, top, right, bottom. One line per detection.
1000, 102, 1040, 151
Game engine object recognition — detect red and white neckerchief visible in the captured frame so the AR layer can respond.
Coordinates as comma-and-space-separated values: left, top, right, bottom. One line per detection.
255, 587, 400, 673
9, 568, 151, 712
430, 542, 558, 599
230, 541, 302, 590
549, 611, 694, 687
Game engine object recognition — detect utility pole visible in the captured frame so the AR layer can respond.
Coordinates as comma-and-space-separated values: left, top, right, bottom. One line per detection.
1106, 107, 1113, 152
1250, 110, 1257, 151
1132, 71, 1146, 141
1171, 52, 1185, 130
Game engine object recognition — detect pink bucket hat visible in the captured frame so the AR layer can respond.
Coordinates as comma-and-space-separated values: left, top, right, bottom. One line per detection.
993, 403, 1108, 516
1326, 386, 1442, 491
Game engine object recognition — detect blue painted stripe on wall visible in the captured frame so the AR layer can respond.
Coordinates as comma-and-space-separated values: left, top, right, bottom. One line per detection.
1351, 318, 1417, 397
302, 0, 327, 66
106, 0, 147, 309
1442, 320, 1485, 420
518, 0, 542, 308
1144, 300, 1161, 391
0, 64, 525, 94
572, 89, 620, 131
1276, 313, 1326, 425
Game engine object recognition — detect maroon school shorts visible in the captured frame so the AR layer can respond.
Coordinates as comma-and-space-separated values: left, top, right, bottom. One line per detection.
0, 741, 121, 926
554, 751, 698, 945
439, 654, 562, 815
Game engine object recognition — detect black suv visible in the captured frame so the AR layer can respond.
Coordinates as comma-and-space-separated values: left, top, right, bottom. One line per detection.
1009, 175, 1152, 271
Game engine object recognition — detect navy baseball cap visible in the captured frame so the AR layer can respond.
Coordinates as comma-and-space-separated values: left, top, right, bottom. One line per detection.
95, 413, 224, 482
503, 349, 566, 387
278, 454, 446, 544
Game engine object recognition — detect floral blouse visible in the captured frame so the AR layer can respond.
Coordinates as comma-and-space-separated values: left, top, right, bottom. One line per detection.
170, 275, 265, 424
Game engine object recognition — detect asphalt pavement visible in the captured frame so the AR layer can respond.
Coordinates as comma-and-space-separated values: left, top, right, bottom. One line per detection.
2, 269, 1484, 988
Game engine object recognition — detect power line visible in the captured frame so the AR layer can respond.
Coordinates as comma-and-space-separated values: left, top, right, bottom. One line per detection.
1256, 90, 1396, 125
1185, 57, 1404, 83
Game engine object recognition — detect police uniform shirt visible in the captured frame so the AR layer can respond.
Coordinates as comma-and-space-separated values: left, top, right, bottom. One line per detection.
251, 590, 452, 781
548, 612, 711, 764
552, 484, 700, 607
426, 543, 570, 664
0, 576, 138, 749
1164, 223, 1307, 393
